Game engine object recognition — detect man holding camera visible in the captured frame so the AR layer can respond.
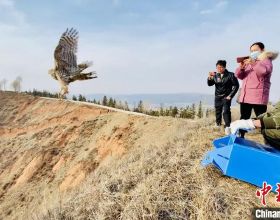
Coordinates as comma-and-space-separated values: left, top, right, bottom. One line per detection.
207, 60, 239, 134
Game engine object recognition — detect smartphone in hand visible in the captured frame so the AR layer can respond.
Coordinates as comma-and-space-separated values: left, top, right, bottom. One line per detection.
209, 72, 216, 76
237, 56, 249, 63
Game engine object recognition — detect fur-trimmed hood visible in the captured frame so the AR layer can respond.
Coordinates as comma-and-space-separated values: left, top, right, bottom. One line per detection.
258, 51, 279, 61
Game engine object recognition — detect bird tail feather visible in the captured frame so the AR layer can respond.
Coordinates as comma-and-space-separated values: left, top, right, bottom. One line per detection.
69, 71, 97, 82
78, 61, 93, 70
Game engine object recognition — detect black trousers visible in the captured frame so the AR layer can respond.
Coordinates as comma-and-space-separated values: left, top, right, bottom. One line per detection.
215, 97, 231, 127
239, 103, 267, 138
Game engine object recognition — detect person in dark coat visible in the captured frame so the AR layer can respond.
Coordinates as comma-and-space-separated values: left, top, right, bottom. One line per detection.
207, 60, 239, 134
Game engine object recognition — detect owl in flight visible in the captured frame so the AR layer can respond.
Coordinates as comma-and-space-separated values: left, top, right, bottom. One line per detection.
49, 28, 97, 98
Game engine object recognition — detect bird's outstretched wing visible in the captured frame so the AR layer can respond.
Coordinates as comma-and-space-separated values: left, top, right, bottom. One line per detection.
54, 28, 79, 81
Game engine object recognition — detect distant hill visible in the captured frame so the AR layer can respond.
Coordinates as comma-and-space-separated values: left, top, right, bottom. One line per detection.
83, 93, 222, 108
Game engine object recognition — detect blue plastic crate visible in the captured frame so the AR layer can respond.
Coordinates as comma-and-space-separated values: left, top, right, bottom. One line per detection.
202, 135, 280, 191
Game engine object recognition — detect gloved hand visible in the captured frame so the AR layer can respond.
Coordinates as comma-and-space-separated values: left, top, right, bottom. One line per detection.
230, 119, 256, 135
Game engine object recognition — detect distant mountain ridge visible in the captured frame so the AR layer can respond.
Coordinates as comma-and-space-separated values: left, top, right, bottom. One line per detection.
83, 93, 218, 108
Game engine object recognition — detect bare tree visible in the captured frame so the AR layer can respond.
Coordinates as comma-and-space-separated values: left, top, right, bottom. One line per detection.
16, 76, 22, 91
2, 78, 7, 90
11, 80, 18, 92
11, 76, 22, 92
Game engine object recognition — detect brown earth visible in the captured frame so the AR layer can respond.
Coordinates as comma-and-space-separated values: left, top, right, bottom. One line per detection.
0, 91, 278, 220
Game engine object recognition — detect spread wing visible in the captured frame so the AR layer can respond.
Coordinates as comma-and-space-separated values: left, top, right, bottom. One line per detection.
54, 28, 79, 81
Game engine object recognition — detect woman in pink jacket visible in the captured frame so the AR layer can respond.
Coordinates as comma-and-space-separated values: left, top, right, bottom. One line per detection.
235, 42, 278, 138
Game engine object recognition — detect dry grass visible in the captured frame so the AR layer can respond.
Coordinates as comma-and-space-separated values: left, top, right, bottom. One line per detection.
1, 92, 273, 220
37, 120, 262, 220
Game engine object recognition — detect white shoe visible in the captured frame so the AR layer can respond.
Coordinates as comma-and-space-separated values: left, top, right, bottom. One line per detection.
225, 127, 231, 135
212, 124, 221, 129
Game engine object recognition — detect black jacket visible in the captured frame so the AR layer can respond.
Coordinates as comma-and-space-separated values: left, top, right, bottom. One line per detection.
207, 69, 239, 98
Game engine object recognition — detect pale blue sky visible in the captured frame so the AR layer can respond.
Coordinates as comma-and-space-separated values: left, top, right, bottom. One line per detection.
0, 0, 280, 101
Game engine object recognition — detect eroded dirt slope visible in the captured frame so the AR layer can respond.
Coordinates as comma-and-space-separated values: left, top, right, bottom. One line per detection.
0, 91, 199, 219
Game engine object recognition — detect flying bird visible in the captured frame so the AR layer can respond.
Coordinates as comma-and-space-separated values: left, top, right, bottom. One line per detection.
49, 28, 97, 98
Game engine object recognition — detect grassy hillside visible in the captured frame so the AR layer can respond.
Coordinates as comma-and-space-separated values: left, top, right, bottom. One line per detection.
0, 91, 274, 220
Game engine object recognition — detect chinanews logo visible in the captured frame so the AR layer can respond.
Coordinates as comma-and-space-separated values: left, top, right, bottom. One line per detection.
253, 208, 280, 219
255, 182, 280, 206
252, 182, 280, 219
